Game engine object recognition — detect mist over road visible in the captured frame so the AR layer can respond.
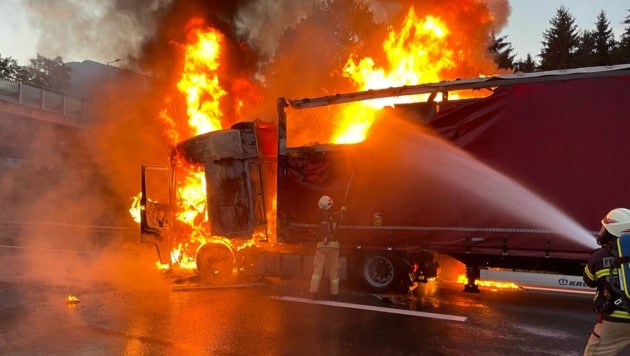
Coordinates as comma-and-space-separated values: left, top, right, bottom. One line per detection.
0, 244, 596, 355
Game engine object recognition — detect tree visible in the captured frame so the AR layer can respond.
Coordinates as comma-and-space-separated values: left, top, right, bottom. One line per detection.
591, 11, 616, 66
615, 9, 630, 63
575, 30, 596, 67
539, 6, 580, 70
514, 54, 538, 72
488, 32, 516, 71
26, 54, 72, 93
0, 54, 28, 82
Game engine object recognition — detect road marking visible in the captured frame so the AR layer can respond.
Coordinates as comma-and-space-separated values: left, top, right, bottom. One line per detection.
270, 295, 467, 322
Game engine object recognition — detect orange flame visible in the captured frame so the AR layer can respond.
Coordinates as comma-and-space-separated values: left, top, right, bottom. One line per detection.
333, 6, 490, 144
177, 26, 226, 136
332, 9, 455, 144
456, 274, 520, 290
159, 21, 227, 147
174, 165, 207, 225
344, 11, 453, 95
129, 193, 142, 223
66, 295, 80, 304
161, 22, 229, 269
130, 20, 235, 270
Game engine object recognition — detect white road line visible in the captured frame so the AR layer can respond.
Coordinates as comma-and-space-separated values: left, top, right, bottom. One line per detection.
270, 295, 467, 322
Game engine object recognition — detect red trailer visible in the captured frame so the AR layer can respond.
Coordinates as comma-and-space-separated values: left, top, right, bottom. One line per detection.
141, 64, 630, 292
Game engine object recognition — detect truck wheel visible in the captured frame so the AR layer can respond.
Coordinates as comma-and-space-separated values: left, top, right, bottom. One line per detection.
360, 254, 398, 292
196, 241, 236, 283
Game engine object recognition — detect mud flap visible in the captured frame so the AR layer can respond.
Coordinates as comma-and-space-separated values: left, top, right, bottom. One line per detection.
616, 233, 630, 300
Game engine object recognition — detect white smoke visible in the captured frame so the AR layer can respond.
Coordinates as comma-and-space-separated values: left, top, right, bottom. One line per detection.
232, 0, 401, 58
233, 0, 510, 59
234, 0, 320, 58
21, 0, 170, 64
12, 0, 510, 68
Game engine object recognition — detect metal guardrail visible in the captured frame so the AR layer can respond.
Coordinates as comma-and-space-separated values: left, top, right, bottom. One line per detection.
0, 77, 84, 123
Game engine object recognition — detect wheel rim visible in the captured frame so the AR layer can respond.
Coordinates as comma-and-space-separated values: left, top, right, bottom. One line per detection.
363, 255, 395, 289
196, 241, 236, 282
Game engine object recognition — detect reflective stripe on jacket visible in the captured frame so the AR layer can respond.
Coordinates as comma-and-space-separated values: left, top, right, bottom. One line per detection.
583, 246, 630, 322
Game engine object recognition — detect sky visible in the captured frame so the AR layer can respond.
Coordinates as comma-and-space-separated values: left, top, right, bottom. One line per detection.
503, 0, 629, 60
0, 0, 628, 66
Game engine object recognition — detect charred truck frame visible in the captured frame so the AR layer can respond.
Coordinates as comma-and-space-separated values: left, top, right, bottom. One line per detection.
140, 64, 630, 292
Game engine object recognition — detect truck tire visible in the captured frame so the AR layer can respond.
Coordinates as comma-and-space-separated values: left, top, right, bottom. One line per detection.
360, 254, 399, 292
196, 241, 237, 283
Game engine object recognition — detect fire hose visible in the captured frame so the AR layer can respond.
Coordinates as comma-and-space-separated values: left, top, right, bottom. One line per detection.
339, 170, 354, 224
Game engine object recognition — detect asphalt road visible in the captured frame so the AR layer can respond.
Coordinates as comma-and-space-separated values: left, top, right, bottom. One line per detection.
0, 245, 601, 355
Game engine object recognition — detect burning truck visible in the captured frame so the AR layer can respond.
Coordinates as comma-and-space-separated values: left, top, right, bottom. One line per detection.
139, 64, 630, 292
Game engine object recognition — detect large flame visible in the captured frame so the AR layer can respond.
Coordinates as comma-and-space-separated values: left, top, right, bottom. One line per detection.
161, 21, 226, 145
130, 19, 235, 270
178, 26, 226, 136
333, 6, 488, 144
130, 5, 501, 271
164, 22, 228, 269
129, 19, 261, 271
344, 11, 453, 94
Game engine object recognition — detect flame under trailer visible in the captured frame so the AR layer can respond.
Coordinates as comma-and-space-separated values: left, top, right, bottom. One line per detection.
140, 64, 630, 292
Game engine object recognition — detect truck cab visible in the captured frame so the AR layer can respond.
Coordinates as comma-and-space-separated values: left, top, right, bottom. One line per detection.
140, 116, 438, 291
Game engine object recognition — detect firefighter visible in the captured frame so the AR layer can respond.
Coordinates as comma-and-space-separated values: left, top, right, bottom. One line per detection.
309, 195, 346, 300
583, 208, 630, 355
406, 262, 425, 298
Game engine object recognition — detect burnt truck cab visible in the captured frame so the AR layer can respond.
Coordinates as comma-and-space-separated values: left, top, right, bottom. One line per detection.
141, 121, 275, 281
140, 112, 439, 291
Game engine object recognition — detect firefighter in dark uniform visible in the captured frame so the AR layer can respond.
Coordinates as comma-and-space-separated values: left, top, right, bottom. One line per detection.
583, 208, 630, 355
406, 262, 425, 298
309, 195, 345, 300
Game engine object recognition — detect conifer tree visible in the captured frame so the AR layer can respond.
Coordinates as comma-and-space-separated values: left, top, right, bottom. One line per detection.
539, 6, 580, 70
591, 11, 616, 66
616, 9, 630, 63
488, 32, 516, 71
514, 54, 538, 72
576, 30, 596, 67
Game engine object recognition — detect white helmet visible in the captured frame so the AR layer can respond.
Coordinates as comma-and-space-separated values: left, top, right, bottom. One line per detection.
602, 208, 630, 237
318, 195, 333, 210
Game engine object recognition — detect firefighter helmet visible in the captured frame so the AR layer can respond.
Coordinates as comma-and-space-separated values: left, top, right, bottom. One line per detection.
318, 195, 333, 210
601, 208, 630, 238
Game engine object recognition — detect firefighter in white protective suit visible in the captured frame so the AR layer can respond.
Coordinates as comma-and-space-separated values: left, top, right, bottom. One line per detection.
309, 195, 346, 300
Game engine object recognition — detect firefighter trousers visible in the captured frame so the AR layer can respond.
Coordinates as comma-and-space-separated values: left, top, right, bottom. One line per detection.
584, 318, 630, 355
309, 241, 340, 296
